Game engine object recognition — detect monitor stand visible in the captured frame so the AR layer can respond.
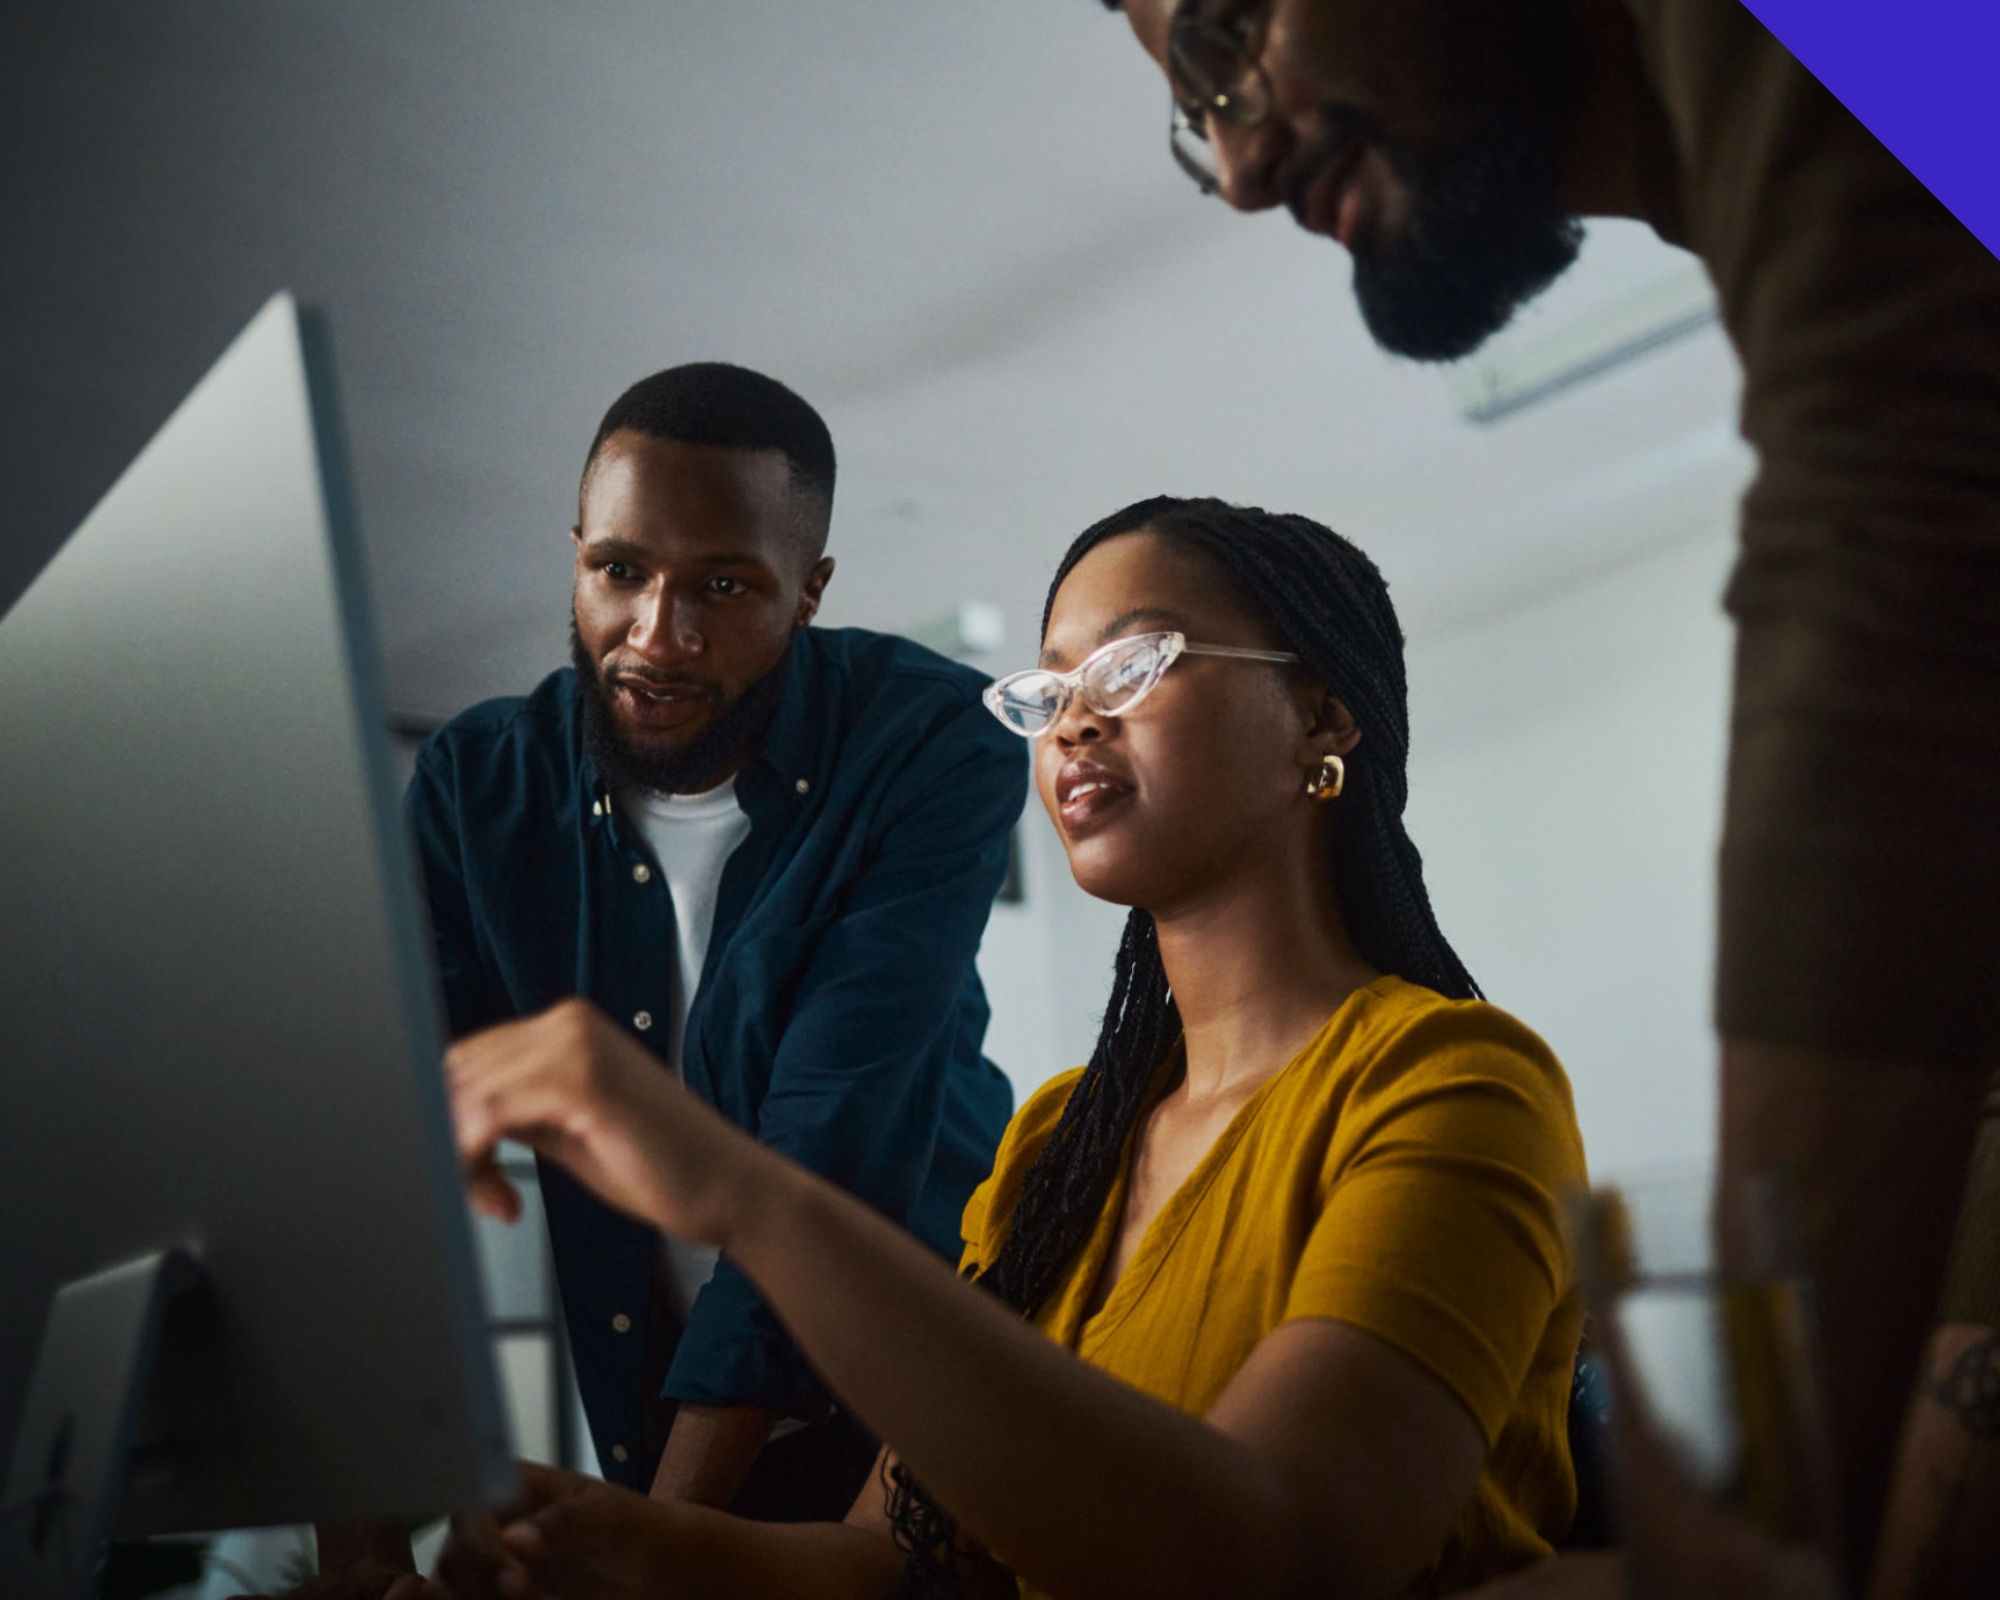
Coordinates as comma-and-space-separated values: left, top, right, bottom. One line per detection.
1, 1250, 208, 1600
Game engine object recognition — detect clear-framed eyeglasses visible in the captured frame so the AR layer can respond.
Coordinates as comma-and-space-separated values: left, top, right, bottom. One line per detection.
982, 630, 1300, 739
1167, 0, 1276, 198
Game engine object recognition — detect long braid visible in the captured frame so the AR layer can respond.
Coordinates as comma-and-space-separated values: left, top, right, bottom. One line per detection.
984, 910, 1177, 1314
887, 496, 1476, 1594
886, 912, 1172, 1593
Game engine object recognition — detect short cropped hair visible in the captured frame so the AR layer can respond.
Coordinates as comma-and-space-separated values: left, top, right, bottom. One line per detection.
584, 362, 837, 524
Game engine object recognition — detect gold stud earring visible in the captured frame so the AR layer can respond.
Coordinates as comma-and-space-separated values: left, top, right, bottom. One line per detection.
1306, 753, 1345, 801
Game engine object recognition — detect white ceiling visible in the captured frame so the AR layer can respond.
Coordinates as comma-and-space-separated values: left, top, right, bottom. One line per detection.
3, 0, 1750, 721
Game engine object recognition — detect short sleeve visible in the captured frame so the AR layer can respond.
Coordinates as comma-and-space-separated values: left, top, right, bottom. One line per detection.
957, 1171, 1000, 1277
1285, 1007, 1585, 1446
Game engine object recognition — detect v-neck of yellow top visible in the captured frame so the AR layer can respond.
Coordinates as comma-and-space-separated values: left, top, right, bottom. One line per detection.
1070, 979, 1387, 1356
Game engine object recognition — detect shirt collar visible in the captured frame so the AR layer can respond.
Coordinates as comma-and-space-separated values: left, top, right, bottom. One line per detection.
741, 628, 817, 790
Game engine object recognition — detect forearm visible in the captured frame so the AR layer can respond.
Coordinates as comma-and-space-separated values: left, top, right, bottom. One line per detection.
1718, 1039, 1984, 1587
638, 1508, 908, 1600
1869, 1323, 2000, 1600
723, 1165, 1308, 1600
652, 1401, 779, 1508
487, 1486, 913, 1600
1871, 1077, 2000, 1598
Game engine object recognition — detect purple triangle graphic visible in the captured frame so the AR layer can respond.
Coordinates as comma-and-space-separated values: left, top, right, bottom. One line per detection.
1735, 0, 2000, 260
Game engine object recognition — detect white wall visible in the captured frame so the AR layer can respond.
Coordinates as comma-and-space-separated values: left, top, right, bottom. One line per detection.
1406, 528, 1736, 1180
977, 524, 1739, 1180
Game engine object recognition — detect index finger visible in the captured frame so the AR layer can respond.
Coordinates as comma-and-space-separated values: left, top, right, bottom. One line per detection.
505, 1459, 603, 1514
442, 1037, 524, 1197
463, 1147, 522, 1223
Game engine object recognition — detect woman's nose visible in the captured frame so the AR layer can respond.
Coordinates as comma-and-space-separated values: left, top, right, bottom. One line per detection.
1050, 690, 1109, 747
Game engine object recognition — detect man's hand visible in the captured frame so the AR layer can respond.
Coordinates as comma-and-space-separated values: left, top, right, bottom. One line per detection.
446, 998, 776, 1246
225, 1567, 438, 1600
314, 1520, 418, 1584
276, 1522, 434, 1600
434, 1462, 680, 1600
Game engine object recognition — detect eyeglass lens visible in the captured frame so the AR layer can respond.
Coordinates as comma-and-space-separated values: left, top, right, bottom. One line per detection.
1168, 4, 1272, 123
991, 634, 1176, 734
991, 678, 1062, 734
1082, 635, 1167, 709
1166, 2, 1273, 198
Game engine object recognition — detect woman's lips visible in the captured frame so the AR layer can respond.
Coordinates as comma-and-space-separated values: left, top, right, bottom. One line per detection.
614, 679, 710, 732
1056, 770, 1135, 831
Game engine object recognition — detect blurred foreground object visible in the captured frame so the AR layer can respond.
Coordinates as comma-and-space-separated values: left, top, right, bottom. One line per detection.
1573, 1173, 1841, 1598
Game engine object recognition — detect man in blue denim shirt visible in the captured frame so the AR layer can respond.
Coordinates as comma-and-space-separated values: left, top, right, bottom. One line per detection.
406, 364, 1022, 1522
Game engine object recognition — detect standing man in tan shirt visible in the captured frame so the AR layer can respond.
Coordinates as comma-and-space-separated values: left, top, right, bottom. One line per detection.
1093, 2, 2000, 1594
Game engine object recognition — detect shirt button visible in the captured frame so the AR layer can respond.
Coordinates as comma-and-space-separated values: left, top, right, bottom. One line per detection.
611, 1312, 632, 1334
611, 1444, 630, 1464
632, 1010, 653, 1032
795, 777, 810, 794
631, 862, 652, 883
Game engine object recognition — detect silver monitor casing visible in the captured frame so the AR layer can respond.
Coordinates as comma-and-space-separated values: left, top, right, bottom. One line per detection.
0, 294, 512, 1545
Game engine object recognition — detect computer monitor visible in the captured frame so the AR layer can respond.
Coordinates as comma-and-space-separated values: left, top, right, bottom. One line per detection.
0, 295, 512, 1598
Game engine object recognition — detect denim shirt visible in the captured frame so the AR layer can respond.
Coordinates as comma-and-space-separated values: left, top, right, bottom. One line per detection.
405, 626, 1024, 1486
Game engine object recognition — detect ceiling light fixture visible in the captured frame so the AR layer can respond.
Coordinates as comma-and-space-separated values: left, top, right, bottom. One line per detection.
1452, 264, 1721, 425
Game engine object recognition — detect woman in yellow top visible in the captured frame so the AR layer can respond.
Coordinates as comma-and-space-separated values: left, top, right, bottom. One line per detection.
439, 495, 1588, 1600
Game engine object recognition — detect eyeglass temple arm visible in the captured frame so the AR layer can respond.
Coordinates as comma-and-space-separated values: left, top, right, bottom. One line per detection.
1179, 643, 1301, 665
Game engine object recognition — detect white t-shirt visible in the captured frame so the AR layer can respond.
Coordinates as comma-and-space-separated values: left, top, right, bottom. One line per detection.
628, 777, 753, 1317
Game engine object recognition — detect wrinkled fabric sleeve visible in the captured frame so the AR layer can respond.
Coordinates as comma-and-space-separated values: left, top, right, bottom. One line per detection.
1284, 1011, 1586, 1447
405, 734, 512, 1041
663, 700, 1028, 1418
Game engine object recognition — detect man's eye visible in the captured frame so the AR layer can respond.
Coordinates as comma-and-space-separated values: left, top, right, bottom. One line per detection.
706, 576, 747, 597
1206, 0, 1264, 36
1194, 0, 1266, 55
600, 561, 637, 582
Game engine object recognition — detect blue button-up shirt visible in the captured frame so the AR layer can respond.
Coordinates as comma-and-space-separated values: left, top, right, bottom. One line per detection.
406, 626, 1024, 1486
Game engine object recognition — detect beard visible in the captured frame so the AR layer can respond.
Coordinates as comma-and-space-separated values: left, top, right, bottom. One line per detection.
570, 616, 790, 796
1299, 6, 1587, 363
1345, 126, 1583, 362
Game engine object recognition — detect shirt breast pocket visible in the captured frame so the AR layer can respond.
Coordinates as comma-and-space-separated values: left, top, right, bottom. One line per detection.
690, 911, 838, 1101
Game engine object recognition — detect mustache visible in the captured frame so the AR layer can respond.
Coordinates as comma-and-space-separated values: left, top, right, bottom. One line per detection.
605, 666, 724, 698
1282, 106, 1397, 231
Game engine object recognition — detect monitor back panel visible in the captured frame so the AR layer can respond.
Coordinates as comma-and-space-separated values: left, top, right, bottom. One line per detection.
0, 295, 512, 1530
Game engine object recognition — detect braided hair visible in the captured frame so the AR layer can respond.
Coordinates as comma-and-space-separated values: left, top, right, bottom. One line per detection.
886, 496, 1479, 1594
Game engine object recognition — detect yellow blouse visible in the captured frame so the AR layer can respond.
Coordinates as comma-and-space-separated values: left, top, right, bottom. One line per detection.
960, 975, 1587, 1595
